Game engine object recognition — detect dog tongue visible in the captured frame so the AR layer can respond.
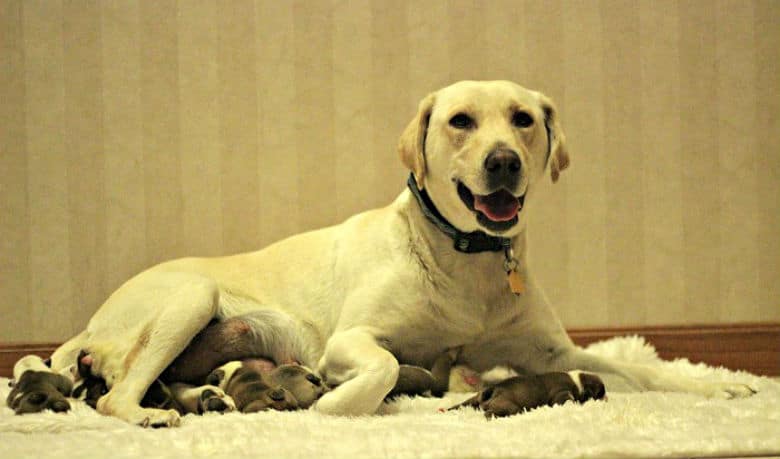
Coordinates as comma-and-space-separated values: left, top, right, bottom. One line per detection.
473, 190, 520, 222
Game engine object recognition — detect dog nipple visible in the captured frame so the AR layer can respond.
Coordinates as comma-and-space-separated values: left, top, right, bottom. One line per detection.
80, 354, 94, 367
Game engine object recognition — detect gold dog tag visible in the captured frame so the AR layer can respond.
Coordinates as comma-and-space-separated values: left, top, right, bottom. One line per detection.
507, 269, 525, 295
503, 246, 524, 295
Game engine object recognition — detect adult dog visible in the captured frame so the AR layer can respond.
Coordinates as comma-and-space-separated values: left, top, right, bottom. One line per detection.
17, 80, 754, 427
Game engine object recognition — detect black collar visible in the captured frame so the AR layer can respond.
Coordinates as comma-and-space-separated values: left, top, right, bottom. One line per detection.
407, 174, 512, 254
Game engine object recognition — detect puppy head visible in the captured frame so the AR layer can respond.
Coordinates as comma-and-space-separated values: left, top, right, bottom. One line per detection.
7, 371, 72, 414
242, 386, 299, 413
399, 80, 570, 236
268, 364, 327, 409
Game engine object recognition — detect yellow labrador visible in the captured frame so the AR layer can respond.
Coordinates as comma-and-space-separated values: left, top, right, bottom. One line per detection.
13, 80, 754, 427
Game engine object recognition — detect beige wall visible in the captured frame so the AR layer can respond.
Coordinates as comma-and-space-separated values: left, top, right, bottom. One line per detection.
1, 0, 778, 343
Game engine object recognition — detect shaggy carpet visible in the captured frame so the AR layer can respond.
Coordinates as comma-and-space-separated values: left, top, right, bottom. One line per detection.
1, 336, 778, 459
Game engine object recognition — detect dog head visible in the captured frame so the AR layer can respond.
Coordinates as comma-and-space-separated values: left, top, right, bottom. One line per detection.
399, 80, 569, 236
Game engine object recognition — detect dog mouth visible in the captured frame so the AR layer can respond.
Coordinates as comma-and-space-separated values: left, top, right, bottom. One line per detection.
457, 181, 524, 231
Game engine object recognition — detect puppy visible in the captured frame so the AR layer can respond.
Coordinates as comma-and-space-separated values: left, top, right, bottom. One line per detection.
11, 351, 236, 417
449, 371, 606, 418
73, 351, 236, 416
206, 360, 326, 413
386, 351, 455, 399
160, 382, 235, 415
6, 356, 73, 414
163, 318, 327, 412
174, 319, 451, 406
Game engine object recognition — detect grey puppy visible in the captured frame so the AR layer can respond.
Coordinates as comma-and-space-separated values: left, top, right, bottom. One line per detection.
6, 370, 73, 414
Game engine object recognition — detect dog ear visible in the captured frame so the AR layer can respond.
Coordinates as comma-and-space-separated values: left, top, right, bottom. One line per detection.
538, 94, 570, 183
398, 93, 435, 189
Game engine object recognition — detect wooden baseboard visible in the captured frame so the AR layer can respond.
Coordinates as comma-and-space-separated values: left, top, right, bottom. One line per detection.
1, 323, 778, 378
568, 323, 780, 376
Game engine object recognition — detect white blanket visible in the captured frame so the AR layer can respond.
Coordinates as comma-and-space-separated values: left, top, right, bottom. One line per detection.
1, 336, 779, 459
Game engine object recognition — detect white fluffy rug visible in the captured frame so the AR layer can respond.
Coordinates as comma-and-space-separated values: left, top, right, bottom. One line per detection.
1, 336, 779, 459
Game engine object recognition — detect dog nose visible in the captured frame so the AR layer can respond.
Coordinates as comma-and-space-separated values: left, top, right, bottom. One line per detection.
484, 149, 521, 174
484, 149, 521, 187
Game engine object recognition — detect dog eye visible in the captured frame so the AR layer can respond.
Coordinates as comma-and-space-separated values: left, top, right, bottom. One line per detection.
306, 374, 321, 386
449, 113, 474, 129
511, 111, 534, 128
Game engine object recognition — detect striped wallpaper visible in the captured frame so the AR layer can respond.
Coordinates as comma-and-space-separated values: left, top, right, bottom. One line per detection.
1, 0, 778, 342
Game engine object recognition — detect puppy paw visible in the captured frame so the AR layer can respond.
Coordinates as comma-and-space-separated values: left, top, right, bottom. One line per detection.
136, 408, 181, 428
198, 386, 236, 414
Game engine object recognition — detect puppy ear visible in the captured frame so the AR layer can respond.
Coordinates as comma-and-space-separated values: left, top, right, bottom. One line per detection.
539, 94, 570, 183
398, 93, 435, 189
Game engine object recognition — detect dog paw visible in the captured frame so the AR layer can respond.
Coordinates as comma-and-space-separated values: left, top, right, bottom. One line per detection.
706, 382, 757, 399
198, 387, 236, 414
136, 408, 181, 428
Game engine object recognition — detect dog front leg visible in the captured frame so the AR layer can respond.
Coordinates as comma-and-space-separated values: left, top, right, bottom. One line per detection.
314, 327, 399, 416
